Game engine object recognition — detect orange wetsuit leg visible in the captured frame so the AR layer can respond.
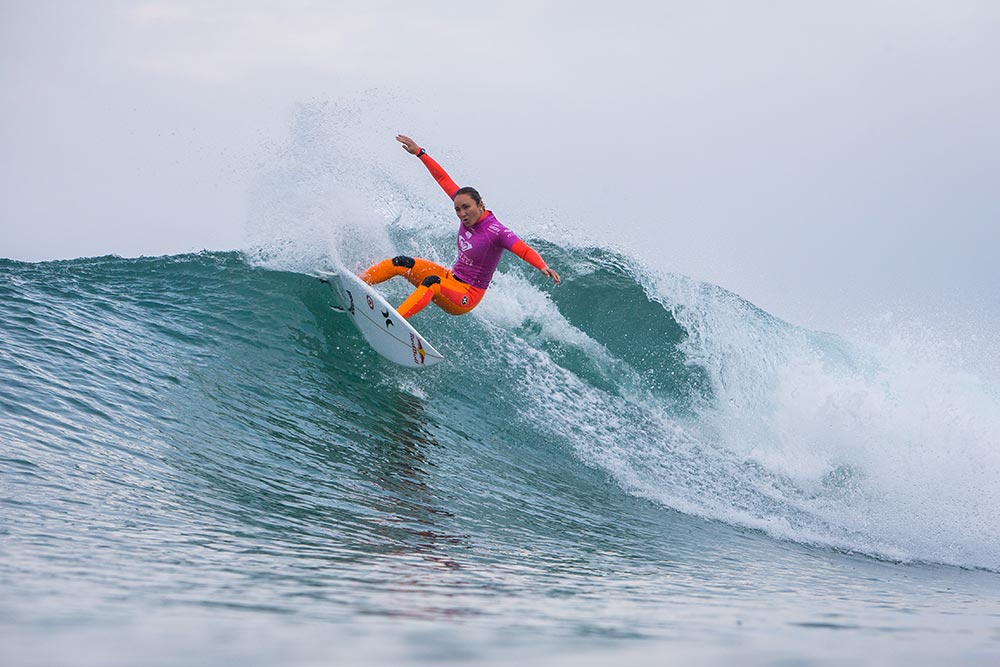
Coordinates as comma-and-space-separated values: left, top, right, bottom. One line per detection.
359, 257, 407, 285
361, 256, 484, 319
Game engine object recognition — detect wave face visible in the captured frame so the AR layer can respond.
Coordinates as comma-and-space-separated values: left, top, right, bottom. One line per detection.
3, 246, 999, 582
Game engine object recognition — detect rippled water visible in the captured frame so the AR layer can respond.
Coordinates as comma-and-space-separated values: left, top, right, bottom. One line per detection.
2, 252, 999, 665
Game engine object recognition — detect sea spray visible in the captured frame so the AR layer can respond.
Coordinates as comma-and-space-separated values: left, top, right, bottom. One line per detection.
232, 100, 1000, 571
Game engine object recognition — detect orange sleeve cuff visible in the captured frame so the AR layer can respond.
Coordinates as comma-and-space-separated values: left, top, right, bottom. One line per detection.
418, 152, 459, 199
511, 240, 547, 271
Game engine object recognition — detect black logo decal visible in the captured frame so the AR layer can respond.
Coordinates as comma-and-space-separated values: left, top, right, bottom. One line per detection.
346, 290, 356, 315
381, 309, 394, 328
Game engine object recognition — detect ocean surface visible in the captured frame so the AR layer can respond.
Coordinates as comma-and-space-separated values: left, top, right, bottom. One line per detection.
2, 240, 1000, 666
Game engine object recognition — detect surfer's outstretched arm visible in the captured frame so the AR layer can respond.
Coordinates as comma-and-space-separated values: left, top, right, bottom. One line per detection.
396, 134, 459, 198
510, 240, 561, 285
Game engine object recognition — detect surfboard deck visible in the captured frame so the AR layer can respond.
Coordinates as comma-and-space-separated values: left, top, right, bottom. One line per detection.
319, 268, 445, 369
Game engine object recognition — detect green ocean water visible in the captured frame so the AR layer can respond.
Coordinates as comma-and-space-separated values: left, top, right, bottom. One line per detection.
2, 249, 999, 666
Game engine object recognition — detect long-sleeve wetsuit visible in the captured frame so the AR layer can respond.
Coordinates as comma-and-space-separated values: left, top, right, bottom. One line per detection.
361, 151, 549, 319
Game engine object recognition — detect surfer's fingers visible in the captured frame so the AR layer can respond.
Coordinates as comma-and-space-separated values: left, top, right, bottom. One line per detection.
396, 134, 419, 152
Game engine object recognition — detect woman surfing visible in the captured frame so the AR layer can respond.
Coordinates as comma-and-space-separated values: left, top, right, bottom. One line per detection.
360, 134, 560, 319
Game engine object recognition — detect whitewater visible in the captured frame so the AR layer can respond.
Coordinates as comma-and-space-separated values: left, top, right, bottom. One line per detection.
3, 116, 1000, 666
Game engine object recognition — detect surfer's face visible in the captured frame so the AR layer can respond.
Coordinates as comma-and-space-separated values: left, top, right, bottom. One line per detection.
454, 193, 485, 227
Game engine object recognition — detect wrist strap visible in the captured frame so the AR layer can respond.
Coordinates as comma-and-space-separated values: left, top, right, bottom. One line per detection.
417, 148, 426, 157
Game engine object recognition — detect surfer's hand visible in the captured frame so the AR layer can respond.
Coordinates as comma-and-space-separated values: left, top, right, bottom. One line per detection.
541, 267, 561, 285
396, 134, 421, 155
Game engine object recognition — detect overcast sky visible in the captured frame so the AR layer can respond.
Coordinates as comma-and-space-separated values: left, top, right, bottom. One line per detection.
2, 1, 999, 332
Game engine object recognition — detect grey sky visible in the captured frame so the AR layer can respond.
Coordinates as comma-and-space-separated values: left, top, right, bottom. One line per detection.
2, 1, 999, 331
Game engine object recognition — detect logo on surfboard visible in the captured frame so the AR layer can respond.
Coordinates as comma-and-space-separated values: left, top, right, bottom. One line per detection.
410, 333, 426, 365
381, 309, 393, 328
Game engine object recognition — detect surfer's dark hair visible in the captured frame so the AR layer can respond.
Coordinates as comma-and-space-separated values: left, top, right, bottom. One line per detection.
453, 186, 483, 206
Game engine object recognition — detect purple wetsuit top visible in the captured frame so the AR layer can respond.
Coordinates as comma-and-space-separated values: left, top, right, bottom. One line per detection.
451, 212, 521, 289
416, 150, 545, 289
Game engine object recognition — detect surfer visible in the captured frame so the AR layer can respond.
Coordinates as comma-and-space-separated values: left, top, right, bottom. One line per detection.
360, 134, 561, 319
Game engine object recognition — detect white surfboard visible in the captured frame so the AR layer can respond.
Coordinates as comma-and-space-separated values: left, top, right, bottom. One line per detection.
319, 268, 445, 368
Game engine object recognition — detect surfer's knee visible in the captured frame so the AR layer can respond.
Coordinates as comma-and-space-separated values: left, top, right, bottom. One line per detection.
421, 275, 441, 288
392, 255, 416, 269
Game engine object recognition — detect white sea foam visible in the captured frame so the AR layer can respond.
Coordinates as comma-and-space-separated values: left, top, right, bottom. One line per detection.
484, 254, 1000, 570
628, 268, 1000, 569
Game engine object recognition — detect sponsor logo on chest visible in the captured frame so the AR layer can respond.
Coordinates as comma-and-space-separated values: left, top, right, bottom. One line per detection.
458, 231, 474, 252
